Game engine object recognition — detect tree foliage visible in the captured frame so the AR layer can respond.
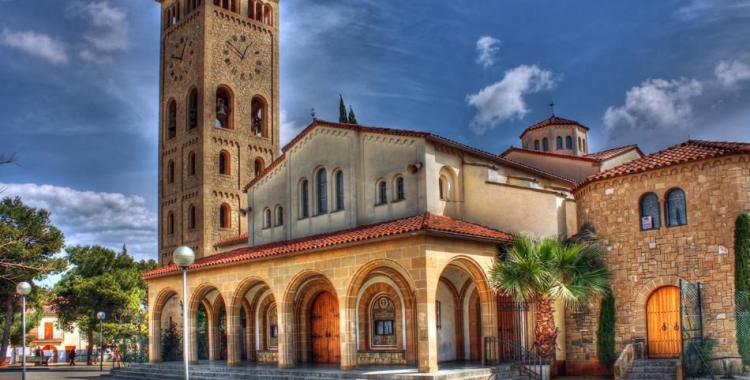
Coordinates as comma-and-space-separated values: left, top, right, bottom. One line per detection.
51, 245, 156, 364
347, 106, 358, 124
736, 213, 750, 292
338, 94, 347, 123
161, 320, 182, 362
489, 233, 611, 357
0, 196, 66, 365
596, 291, 616, 368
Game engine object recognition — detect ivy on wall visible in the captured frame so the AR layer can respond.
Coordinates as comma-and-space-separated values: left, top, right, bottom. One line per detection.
597, 290, 616, 369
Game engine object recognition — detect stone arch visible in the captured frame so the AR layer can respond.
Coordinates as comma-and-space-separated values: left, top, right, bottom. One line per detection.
188, 282, 222, 362
436, 256, 495, 362
631, 275, 682, 339
281, 270, 339, 365
346, 259, 417, 365
150, 287, 180, 362
228, 276, 275, 364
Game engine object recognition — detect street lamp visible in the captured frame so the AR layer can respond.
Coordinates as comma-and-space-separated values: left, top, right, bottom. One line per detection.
173, 246, 195, 380
97, 311, 105, 371
16, 282, 31, 380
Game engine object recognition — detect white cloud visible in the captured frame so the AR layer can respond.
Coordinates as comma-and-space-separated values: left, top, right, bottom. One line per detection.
466, 64, 559, 134
66, 1, 130, 52
280, 109, 308, 149
715, 60, 750, 87
476, 36, 501, 69
603, 78, 703, 131
0, 28, 68, 64
0, 183, 157, 262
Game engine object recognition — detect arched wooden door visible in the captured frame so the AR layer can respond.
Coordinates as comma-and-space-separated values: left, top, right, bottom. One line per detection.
310, 291, 340, 363
646, 286, 681, 358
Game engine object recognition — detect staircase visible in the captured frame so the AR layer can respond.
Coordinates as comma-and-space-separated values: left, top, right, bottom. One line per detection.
103, 362, 531, 380
621, 360, 679, 380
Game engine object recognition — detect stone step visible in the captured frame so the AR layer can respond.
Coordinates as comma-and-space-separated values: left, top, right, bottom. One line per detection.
630, 359, 678, 367
622, 359, 678, 380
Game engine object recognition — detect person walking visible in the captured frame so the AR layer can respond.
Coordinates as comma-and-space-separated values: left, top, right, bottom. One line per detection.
68, 348, 76, 366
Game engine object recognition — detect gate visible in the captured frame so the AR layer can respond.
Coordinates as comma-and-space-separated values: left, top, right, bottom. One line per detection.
680, 279, 715, 379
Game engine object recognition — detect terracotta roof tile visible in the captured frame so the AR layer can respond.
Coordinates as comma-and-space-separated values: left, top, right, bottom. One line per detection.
500, 147, 600, 163
574, 140, 750, 191
519, 116, 589, 138
584, 144, 643, 161
143, 213, 512, 279
214, 233, 248, 248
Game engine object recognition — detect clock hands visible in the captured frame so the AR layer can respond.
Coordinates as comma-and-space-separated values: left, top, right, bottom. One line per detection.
225, 41, 245, 59
240, 45, 249, 60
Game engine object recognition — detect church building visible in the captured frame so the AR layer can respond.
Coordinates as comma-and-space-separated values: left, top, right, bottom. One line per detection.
144, 0, 749, 376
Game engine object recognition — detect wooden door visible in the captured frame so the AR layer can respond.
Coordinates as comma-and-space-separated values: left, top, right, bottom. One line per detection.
44, 322, 54, 340
310, 291, 340, 363
646, 286, 681, 358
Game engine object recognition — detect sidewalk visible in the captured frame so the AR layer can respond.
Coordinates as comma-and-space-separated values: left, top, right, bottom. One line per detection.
0, 362, 115, 379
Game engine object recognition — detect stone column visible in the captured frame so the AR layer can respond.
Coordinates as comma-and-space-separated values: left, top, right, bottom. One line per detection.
148, 313, 161, 363
277, 308, 295, 368
415, 280, 438, 372
226, 308, 241, 366
208, 316, 219, 361
480, 290, 497, 365
339, 305, 357, 370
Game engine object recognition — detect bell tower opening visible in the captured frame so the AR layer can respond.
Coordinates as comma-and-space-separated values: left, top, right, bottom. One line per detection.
157, 0, 281, 266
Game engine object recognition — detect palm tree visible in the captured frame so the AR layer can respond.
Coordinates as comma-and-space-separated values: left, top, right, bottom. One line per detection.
489, 232, 611, 358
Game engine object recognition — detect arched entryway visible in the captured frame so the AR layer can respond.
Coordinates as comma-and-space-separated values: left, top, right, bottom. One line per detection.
228, 277, 276, 365
310, 291, 340, 363
646, 286, 681, 358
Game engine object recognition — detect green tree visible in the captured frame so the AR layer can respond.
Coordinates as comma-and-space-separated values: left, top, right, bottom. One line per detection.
51, 245, 156, 364
596, 291, 616, 369
0, 197, 66, 365
347, 105, 358, 124
339, 94, 347, 123
161, 320, 182, 362
489, 233, 611, 358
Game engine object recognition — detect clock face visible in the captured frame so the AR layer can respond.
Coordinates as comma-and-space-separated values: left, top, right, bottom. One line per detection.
167, 36, 195, 82
222, 34, 264, 81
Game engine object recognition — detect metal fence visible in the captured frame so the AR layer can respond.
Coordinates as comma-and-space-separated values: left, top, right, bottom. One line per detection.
484, 337, 543, 380
738, 291, 750, 365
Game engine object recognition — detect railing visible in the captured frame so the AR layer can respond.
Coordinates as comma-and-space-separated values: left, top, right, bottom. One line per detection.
484, 337, 546, 380
613, 341, 643, 380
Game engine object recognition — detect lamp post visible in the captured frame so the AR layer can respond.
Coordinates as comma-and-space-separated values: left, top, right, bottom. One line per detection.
97, 311, 105, 371
16, 282, 31, 380
173, 246, 195, 380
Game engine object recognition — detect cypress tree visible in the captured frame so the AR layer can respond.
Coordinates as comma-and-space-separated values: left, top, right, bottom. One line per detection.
736, 213, 750, 292
339, 94, 347, 123
597, 291, 616, 369
348, 105, 358, 124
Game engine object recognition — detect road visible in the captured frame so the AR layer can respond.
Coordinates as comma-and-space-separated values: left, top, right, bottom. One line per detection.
0, 364, 115, 379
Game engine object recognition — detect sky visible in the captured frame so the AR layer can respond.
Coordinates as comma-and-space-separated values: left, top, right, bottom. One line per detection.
0, 0, 749, 265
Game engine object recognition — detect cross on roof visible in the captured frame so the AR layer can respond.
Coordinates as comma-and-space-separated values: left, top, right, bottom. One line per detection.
549, 102, 556, 116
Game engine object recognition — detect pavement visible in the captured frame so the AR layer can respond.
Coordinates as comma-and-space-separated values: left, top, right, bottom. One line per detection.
0, 363, 116, 380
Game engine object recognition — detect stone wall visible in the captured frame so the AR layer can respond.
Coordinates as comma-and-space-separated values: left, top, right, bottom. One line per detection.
570, 155, 749, 374
357, 350, 406, 365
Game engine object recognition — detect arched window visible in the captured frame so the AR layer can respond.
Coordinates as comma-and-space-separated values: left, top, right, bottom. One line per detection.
188, 88, 198, 130
275, 205, 283, 226
263, 4, 273, 25
167, 99, 177, 139
188, 152, 196, 176
665, 188, 688, 227
394, 176, 405, 201
534, 140, 540, 150
267, 304, 278, 349
439, 176, 447, 200
251, 96, 267, 137
371, 295, 396, 348
300, 179, 309, 218
255, 1, 263, 22
556, 136, 563, 150
377, 181, 387, 204
542, 138, 549, 151
334, 170, 344, 211
566, 136, 572, 149
316, 168, 327, 214
167, 160, 175, 184
583, 138, 587, 152
219, 203, 231, 228
167, 212, 175, 235
230, 0, 237, 13
248, 0, 256, 19
215, 87, 232, 129
263, 208, 271, 228
254, 157, 264, 177
578, 137, 582, 151
219, 150, 230, 175
188, 205, 196, 230
639, 193, 661, 230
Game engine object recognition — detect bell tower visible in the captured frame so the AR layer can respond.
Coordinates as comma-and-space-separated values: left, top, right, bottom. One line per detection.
157, 0, 280, 266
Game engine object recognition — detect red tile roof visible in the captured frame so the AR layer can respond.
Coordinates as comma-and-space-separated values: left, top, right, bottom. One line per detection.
214, 233, 248, 248
243, 119, 576, 191
500, 147, 600, 163
519, 116, 589, 138
143, 213, 512, 279
574, 140, 750, 191
584, 144, 643, 161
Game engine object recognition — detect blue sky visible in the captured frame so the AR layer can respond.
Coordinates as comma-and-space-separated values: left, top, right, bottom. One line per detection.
1, 0, 749, 263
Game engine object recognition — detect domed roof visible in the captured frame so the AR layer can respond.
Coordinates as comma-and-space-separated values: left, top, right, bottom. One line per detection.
519, 116, 589, 139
